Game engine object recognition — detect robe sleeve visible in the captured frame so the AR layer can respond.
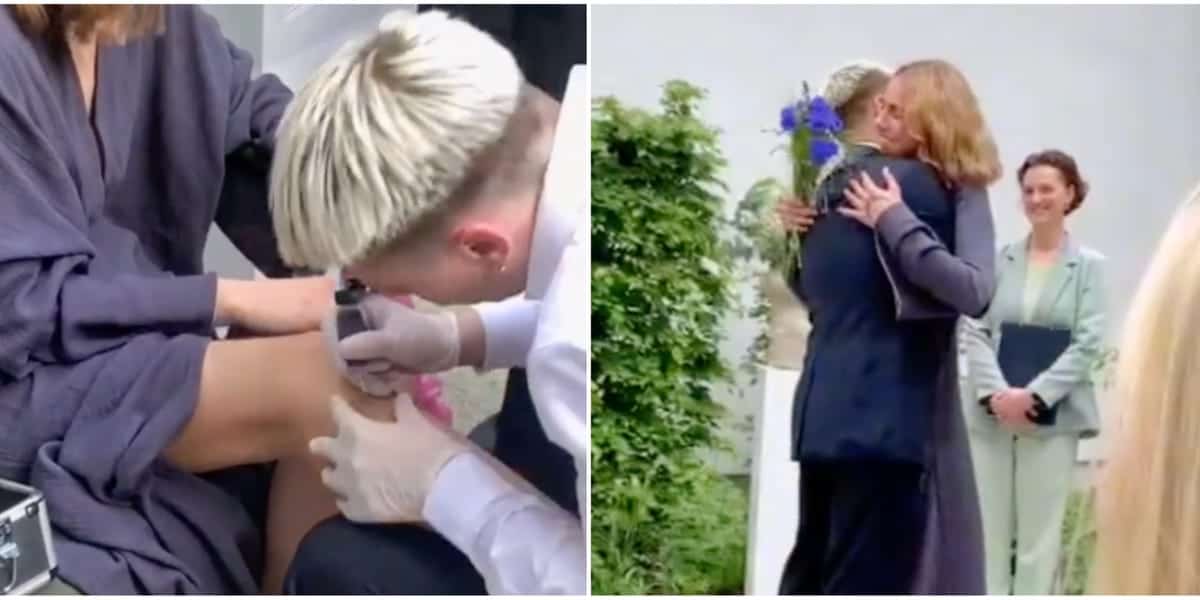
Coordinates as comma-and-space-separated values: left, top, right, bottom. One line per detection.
218, 23, 291, 155
874, 183, 997, 318
0, 87, 216, 381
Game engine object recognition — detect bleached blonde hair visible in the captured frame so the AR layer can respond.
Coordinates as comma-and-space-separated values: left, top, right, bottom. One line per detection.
821, 59, 892, 111
1092, 182, 1200, 593
270, 10, 523, 269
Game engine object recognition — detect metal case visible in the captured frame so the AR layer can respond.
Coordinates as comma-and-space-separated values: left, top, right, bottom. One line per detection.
0, 480, 56, 595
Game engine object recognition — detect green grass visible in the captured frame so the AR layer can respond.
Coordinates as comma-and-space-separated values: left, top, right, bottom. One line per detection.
656, 473, 749, 595
1058, 489, 1096, 594
591, 471, 750, 595
594, 475, 1094, 595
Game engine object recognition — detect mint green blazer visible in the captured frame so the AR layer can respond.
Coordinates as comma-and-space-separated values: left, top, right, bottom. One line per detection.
961, 235, 1106, 438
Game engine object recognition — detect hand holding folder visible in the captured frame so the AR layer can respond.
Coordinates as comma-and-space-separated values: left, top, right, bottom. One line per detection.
979, 322, 1072, 426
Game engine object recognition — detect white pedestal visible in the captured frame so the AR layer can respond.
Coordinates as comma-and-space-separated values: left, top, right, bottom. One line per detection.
745, 365, 802, 595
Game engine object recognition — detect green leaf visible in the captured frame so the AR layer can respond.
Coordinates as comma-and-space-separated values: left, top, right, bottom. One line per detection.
592, 80, 746, 595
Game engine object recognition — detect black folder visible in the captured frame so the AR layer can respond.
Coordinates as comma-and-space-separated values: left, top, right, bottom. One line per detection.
986, 322, 1072, 426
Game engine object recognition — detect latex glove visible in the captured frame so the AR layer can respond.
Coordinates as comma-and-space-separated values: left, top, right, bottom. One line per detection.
322, 294, 460, 378
321, 308, 403, 398
320, 314, 455, 423
310, 393, 468, 523
346, 295, 460, 373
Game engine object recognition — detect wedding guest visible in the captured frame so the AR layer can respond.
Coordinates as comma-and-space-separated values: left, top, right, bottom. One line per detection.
1092, 183, 1200, 594
777, 59, 999, 594
962, 149, 1105, 595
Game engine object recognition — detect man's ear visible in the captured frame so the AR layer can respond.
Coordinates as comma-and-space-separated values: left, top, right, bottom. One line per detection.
451, 224, 512, 270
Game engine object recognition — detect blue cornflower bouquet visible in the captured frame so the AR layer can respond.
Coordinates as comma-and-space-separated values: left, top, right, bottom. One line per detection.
732, 82, 844, 276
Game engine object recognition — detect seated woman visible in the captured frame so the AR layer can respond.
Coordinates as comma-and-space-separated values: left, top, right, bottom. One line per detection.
962, 149, 1105, 595
0, 5, 401, 594
1093, 183, 1200, 593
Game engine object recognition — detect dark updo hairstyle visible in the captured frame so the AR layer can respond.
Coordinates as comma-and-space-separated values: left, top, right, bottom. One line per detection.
1017, 149, 1089, 215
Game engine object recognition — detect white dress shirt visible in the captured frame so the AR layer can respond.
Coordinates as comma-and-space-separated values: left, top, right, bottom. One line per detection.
419, 65, 589, 595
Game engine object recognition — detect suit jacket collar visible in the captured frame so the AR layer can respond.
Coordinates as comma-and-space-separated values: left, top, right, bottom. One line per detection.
1003, 231, 1082, 322
848, 142, 882, 160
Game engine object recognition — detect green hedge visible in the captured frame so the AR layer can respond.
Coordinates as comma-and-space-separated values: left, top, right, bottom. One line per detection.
591, 81, 746, 594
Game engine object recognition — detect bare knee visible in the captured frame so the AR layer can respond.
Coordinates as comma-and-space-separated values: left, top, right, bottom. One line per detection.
170, 333, 394, 470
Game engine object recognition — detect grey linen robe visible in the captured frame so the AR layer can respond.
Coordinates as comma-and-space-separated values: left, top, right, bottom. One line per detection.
874, 187, 997, 593
0, 6, 291, 593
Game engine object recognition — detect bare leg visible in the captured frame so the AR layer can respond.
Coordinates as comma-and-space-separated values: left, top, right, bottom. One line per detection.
261, 455, 335, 593
164, 332, 395, 593
165, 332, 392, 470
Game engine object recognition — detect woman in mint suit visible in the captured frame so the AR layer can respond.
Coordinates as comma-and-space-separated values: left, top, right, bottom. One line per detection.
962, 149, 1106, 595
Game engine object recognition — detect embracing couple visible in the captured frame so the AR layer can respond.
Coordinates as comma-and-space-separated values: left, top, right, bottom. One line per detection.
775, 59, 1001, 594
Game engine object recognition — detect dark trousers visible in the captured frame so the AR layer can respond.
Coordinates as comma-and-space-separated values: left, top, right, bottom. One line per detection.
282, 521, 486, 595
492, 369, 579, 515
779, 461, 929, 595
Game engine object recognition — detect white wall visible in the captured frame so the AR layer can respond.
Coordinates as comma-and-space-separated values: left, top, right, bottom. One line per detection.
202, 5, 264, 281
260, 5, 415, 90
202, 5, 507, 432
593, 4, 1200, 472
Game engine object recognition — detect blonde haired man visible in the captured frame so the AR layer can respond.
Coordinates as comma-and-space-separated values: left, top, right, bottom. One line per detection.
270, 10, 586, 595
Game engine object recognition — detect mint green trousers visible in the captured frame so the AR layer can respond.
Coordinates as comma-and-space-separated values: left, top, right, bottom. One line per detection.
968, 425, 1077, 595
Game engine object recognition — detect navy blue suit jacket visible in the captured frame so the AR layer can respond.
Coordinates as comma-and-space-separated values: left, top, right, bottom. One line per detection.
791, 149, 958, 465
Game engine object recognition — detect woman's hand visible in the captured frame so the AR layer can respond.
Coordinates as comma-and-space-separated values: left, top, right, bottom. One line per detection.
840, 167, 903, 228
990, 388, 1036, 432
216, 276, 336, 335
776, 197, 819, 233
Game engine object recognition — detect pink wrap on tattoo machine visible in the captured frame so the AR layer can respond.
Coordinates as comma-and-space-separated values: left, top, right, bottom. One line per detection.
390, 294, 453, 427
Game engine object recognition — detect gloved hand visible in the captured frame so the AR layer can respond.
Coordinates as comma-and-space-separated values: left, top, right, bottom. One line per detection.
321, 294, 456, 425
321, 294, 461, 387
310, 393, 468, 523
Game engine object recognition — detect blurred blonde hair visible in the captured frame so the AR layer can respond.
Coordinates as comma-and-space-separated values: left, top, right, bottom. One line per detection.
270, 10, 523, 269
894, 60, 1002, 188
9, 4, 162, 44
1092, 182, 1200, 593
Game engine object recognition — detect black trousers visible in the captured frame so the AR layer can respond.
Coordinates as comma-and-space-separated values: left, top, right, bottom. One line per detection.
779, 460, 929, 595
282, 520, 486, 595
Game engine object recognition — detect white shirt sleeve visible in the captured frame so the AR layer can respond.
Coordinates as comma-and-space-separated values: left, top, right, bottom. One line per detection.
526, 214, 590, 516
422, 453, 586, 595
473, 297, 540, 371
527, 341, 589, 516
422, 228, 590, 595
